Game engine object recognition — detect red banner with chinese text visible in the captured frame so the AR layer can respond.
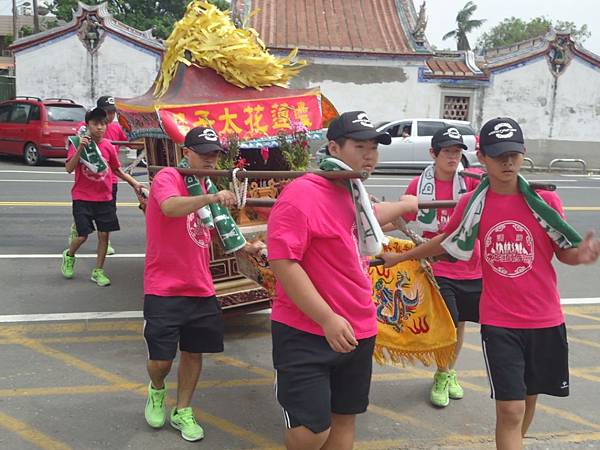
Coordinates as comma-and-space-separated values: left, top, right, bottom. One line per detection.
158, 94, 322, 143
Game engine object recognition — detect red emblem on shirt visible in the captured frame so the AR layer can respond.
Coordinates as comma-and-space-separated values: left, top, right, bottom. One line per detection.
484, 220, 534, 278
186, 213, 210, 248
81, 164, 108, 182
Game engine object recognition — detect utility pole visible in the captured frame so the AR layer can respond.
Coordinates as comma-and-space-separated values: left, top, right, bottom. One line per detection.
12, 0, 18, 40
32, 0, 40, 33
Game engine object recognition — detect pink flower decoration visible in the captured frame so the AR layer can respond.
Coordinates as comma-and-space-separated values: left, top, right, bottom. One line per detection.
235, 157, 248, 169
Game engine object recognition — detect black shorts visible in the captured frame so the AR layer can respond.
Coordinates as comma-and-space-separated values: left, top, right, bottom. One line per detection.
72, 200, 120, 236
111, 183, 118, 209
143, 294, 224, 360
436, 276, 482, 326
481, 324, 570, 401
272, 321, 376, 434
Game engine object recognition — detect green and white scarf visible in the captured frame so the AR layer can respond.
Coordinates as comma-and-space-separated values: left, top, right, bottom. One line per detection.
178, 158, 246, 253
319, 157, 387, 256
68, 132, 107, 174
416, 163, 467, 232
442, 174, 582, 261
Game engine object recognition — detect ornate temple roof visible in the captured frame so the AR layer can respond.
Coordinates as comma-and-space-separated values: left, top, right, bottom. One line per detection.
10, 2, 163, 54
238, 0, 432, 56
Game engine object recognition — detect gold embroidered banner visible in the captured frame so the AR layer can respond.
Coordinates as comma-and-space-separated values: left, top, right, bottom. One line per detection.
370, 238, 456, 367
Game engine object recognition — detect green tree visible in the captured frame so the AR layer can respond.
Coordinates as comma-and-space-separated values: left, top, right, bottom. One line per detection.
48, 0, 230, 39
477, 17, 590, 49
442, 1, 486, 51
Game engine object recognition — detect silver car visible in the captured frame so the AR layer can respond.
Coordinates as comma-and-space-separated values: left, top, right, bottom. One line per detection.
317, 118, 479, 169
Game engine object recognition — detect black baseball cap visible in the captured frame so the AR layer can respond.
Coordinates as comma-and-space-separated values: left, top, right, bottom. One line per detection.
85, 107, 107, 123
431, 126, 468, 150
326, 111, 391, 145
97, 96, 116, 113
183, 127, 226, 154
479, 117, 525, 157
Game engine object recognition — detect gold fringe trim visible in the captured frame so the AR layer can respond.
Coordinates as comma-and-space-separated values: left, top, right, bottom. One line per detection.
155, 1, 307, 97
373, 344, 456, 368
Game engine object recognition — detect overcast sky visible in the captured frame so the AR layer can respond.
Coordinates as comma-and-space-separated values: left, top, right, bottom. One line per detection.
425, 0, 599, 55
1, 0, 598, 55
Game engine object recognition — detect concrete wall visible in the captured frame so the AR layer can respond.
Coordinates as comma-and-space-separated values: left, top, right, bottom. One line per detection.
15, 32, 160, 108
289, 57, 442, 124
480, 56, 600, 168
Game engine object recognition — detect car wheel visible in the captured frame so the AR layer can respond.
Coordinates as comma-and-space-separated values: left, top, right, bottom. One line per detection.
24, 143, 41, 166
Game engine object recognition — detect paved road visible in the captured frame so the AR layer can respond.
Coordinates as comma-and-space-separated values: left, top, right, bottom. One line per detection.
1, 156, 599, 449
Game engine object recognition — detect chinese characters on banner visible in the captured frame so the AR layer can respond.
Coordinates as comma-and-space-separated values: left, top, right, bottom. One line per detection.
158, 94, 322, 143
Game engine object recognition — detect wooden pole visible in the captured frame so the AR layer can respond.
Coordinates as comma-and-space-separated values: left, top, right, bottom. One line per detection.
111, 141, 145, 147
459, 171, 556, 191
147, 166, 369, 181
244, 198, 458, 209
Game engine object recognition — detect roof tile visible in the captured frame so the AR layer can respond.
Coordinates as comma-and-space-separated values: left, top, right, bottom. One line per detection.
248, 0, 416, 54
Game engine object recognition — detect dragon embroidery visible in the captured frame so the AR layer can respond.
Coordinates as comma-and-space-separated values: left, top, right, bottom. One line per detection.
375, 271, 423, 332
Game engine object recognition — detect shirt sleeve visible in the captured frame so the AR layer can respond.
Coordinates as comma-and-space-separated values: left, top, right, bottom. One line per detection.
66, 142, 76, 161
441, 192, 471, 235
151, 169, 183, 206
402, 177, 419, 222
539, 190, 566, 219
267, 201, 310, 262
106, 142, 121, 172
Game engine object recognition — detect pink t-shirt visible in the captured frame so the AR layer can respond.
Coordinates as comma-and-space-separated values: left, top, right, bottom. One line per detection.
404, 174, 482, 279
267, 174, 377, 339
67, 138, 120, 202
144, 168, 215, 297
444, 189, 565, 328
77, 121, 125, 184
104, 122, 128, 184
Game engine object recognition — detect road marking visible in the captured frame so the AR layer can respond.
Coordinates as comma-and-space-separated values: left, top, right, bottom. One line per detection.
0, 311, 143, 322
0, 410, 72, 450
0, 201, 139, 207
0, 169, 69, 175
0, 254, 144, 259
1, 299, 599, 323
0, 179, 136, 184
2, 332, 280, 448
564, 310, 600, 322
562, 298, 600, 305
368, 404, 442, 432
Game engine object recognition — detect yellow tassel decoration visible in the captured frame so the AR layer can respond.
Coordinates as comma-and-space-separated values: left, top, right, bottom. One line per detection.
154, 1, 307, 97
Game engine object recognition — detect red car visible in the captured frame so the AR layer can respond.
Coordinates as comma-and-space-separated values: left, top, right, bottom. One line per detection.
0, 96, 86, 165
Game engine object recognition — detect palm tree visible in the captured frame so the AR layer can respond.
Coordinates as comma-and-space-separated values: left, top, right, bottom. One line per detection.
442, 1, 486, 51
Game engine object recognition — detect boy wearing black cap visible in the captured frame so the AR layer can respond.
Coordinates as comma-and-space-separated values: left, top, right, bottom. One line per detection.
395, 126, 482, 408
142, 126, 263, 442
382, 117, 600, 449
69, 96, 129, 254
267, 111, 418, 450
62, 107, 143, 286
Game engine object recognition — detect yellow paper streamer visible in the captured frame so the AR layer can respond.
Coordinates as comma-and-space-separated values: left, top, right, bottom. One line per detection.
155, 1, 307, 97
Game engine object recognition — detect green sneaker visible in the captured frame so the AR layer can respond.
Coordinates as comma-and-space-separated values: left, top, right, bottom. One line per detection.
170, 407, 204, 442
91, 268, 111, 287
448, 369, 464, 400
61, 249, 75, 279
68, 224, 78, 246
144, 383, 167, 428
106, 241, 115, 256
431, 371, 450, 407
